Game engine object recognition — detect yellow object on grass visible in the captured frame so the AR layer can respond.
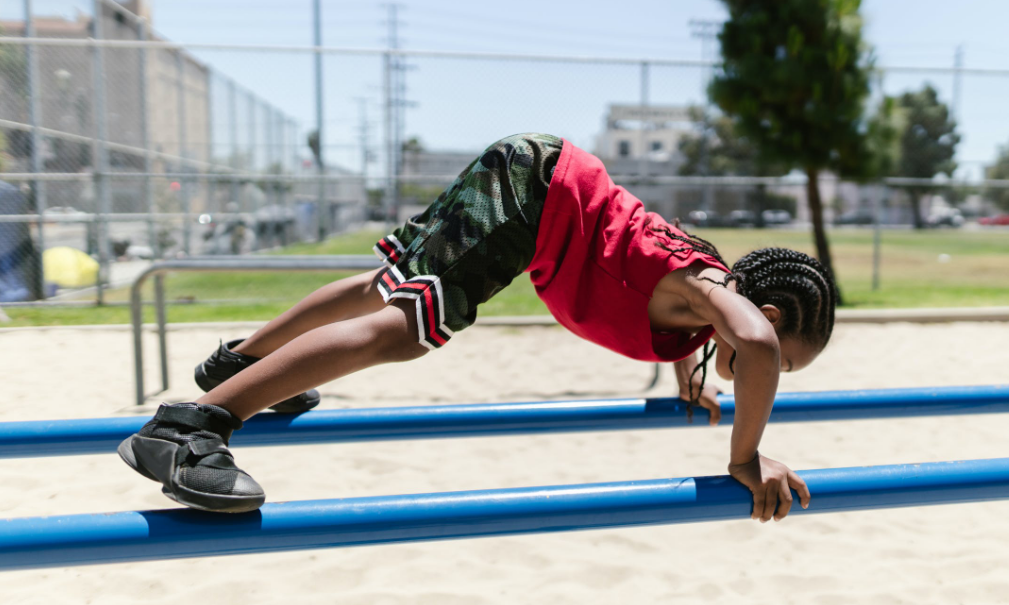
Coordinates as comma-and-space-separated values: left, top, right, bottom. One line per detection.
43, 247, 99, 288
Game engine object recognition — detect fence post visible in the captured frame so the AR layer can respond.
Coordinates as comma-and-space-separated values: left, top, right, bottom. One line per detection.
638, 61, 649, 193
91, 0, 112, 303
23, 0, 46, 301
137, 16, 157, 259
205, 72, 215, 215
228, 78, 239, 226
175, 50, 191, 255
247, 90, 259, 250
872, 182, 882, 291
313, 0, 326, 241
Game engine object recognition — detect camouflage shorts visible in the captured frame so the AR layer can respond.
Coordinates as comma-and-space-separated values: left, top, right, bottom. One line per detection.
373, 133, 563, 349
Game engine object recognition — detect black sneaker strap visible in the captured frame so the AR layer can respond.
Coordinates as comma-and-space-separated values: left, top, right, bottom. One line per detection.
186, 438, 232, 457
177, 438, 241, 470
153, 405, 241, 440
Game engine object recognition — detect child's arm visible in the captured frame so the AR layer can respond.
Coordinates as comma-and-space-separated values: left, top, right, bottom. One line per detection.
687, 279, 812, 521
672, 353, 722, 425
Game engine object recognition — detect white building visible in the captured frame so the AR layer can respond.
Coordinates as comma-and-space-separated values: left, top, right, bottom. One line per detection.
594, 104, 694, 162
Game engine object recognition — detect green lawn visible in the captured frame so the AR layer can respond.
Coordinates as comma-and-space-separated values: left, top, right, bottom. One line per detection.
3, 227, 1007, 327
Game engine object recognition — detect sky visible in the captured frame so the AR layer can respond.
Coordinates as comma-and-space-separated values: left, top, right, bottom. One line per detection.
8, 0, 1009, 178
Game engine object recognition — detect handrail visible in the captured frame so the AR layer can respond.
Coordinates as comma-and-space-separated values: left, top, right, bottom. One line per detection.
131, 256, 382, 406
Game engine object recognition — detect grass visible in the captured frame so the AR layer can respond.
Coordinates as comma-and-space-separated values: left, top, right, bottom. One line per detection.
3, 227, 1006, 327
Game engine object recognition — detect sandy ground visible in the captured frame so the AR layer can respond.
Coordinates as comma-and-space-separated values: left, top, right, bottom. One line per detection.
1, 321, 1008, 604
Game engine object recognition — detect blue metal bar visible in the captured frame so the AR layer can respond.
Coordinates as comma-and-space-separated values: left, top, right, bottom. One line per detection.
0, 386, 1006, 459
1, 457, 1007, 570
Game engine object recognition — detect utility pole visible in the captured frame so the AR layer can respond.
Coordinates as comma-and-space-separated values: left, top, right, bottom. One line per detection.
689, 19, 722, 215
313, 0, 327, 240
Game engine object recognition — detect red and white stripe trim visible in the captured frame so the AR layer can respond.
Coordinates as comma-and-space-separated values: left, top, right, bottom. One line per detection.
376, 266, 454, 350
372, 234, 406, 267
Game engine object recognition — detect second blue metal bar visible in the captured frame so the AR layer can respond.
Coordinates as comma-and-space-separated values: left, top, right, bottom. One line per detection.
1, 385, 1006, 459
1, 457, 1008, 570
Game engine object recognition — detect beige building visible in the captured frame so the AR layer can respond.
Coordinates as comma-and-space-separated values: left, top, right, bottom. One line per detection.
1, 0, 213, 213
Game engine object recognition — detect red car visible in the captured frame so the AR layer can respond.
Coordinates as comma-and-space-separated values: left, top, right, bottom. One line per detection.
979, 215, 1009, 226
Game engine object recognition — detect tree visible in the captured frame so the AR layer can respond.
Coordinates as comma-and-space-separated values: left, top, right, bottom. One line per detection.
679, 107, 760, 177
891, 85, 960, 228
710, 0, 874, 287
307, 130, 322, 168
985, 142, 1009, 212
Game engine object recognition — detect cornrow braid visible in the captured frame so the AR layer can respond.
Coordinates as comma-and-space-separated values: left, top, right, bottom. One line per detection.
731, 248, 838, 348
646, 218, 732, 271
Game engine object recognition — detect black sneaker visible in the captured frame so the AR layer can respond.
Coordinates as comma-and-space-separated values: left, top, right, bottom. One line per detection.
117, 402, 266, 513
195, 339, 321, 414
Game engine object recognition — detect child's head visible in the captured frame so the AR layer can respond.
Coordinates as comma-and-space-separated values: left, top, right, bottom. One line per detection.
714, 247, 838, 378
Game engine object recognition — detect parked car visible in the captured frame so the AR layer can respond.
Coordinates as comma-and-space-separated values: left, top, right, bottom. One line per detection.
834, 209, 875, 225
926, 208, 964, 228
685, 210, 738, 228
761, 209, 793, 225
42, 206, 88, 223
728, 210, 756, 227
979, 214, 1009, 226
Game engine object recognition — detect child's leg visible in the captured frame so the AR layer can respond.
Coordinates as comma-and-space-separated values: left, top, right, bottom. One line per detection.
231, 267, 387, 359
198, 299, 426, 420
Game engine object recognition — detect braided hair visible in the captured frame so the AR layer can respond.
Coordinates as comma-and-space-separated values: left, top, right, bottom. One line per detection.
647, 222, 838, 411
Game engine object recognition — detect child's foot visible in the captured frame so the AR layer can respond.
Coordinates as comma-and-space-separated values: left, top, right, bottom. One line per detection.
195, 339, 321, 413
118, 402, 266, 513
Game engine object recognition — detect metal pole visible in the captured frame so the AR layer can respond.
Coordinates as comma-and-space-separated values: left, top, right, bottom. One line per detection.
130, 271, 145, 406
872, 183, 882, 291
228, 79, 239, 218
205, 72, 215, 214
313, 0, 326, 240
638, 61, 649, 190
383, 5, 398, 228
154, 274, 168, 392
247, 90, 256, 172
263, 100, 275, 248
91, 0, 112, 303
952, 45, 963, 122
383, 48, 393, 228
23, 0, 47, 301
137, 17, 157, 259
11, 385, 1009, 456
246, 91, 258, 250
4, 457, 1009, 570
175, 51, 191, 255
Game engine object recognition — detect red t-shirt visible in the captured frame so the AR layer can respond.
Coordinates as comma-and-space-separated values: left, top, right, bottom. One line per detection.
527, 139, 730, 362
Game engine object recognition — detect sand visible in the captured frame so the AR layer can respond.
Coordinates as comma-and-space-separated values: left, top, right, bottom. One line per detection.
1, 321, 1008, 604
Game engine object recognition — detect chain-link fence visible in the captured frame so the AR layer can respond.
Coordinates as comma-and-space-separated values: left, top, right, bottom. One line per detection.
2, 1, 1008, 308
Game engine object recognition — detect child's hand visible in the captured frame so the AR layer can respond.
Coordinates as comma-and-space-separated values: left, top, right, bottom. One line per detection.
728, 453, 811, 522
678, 382, 722, 425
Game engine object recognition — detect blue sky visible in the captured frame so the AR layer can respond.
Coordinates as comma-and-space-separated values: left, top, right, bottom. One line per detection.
9, 0, 1009, 178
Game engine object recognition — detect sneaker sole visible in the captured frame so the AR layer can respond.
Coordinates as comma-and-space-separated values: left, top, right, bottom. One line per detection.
118, 435, 266, 514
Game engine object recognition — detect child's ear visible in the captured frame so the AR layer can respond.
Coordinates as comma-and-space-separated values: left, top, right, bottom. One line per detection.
759, 304, 781, 326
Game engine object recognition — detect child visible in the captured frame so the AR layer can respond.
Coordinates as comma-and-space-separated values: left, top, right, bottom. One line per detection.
119, 133, 835, 521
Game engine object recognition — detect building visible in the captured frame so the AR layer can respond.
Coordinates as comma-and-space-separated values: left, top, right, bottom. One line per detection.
0, 0, 216, 215
594, 104, 694, 162
593, 104, 692, 218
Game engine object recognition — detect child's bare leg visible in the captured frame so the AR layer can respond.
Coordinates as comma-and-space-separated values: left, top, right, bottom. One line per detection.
232, 267, 387, 359
198, 299, 426, 420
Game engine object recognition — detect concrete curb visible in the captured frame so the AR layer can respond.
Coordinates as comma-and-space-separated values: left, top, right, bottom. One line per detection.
2, 307, 1009, 333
